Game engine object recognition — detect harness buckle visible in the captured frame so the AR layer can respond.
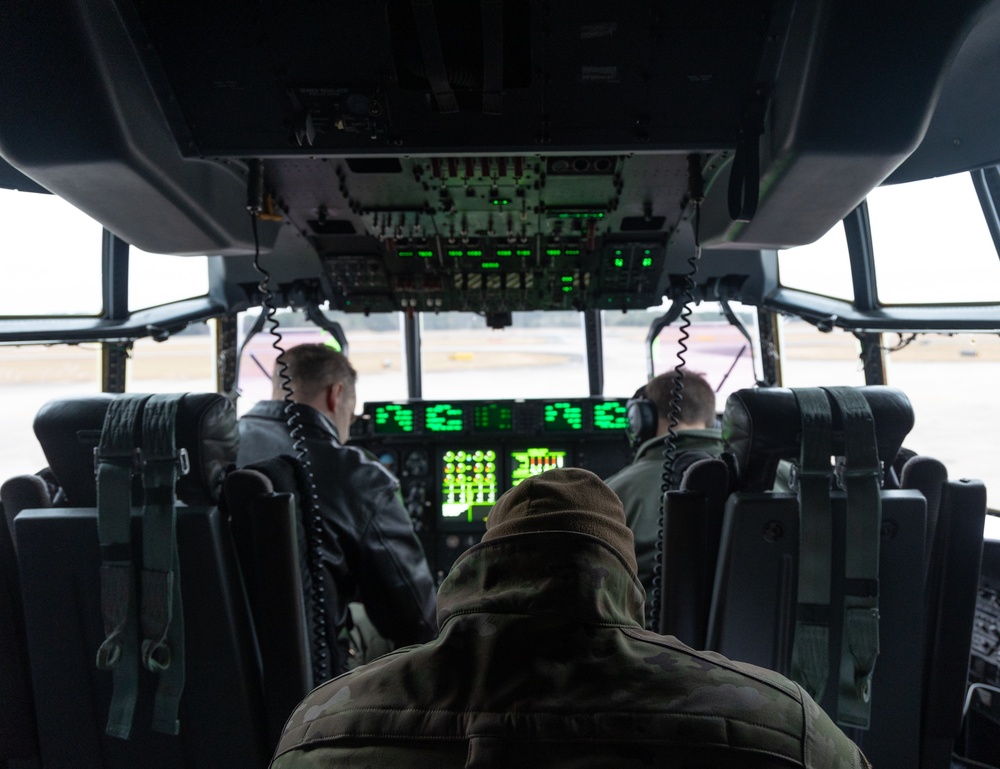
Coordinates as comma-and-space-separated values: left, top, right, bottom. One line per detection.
834, 457, 883, 490
137, 447, 190, 477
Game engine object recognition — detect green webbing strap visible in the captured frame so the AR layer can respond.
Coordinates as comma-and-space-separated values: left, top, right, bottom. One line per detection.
790, 388, 833, 701
139, 394, 189, 736
824, 387, 881, 729
95, 394, 151, 740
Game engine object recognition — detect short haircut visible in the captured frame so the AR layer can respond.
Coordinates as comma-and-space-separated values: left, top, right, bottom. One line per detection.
272, 344, 357, 402
645, 370, 716, 428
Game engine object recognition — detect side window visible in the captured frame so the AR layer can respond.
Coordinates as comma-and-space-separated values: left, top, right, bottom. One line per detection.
604, 302, 759, 408
886, 332, 1000, 508
128, 248, 209, 309
777, 223, 854, 302
235, 310, 407, 415
0, 344, 102, 479
0, 188, 103, 316
777, 318, 865, 388
126, 324, 217, 394
868, 172, 1000, 305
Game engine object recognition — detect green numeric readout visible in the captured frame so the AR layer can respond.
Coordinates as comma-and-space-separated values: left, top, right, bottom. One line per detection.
374, 404, 415, 434
474, 403, 513, 432
425, 403, 464, 432
543, 402, 583, 431
593, 401, 628, 430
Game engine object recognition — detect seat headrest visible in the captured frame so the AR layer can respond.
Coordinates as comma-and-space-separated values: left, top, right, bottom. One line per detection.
33, 393, 238, 507
722, 386, 914, 492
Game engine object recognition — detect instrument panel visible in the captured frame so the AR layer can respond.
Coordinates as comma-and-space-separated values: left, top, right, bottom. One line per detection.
352, 397, 632, 580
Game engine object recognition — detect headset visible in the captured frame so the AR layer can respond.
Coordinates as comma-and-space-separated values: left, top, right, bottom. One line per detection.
625, 384, 659, 450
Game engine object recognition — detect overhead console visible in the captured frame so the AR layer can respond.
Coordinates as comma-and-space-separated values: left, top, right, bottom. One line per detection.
2, 0, 993, 260
352, 397, 632, 579
300, 153, 682, 313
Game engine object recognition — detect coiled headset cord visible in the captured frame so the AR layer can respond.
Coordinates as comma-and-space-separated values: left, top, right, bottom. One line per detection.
647, 154, 704, 632
248, 162, 331, 681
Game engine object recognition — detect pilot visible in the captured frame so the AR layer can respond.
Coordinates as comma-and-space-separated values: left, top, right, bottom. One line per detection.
237, 343, 437, 670
269, 468, 869, 769
605, 370, 725, 600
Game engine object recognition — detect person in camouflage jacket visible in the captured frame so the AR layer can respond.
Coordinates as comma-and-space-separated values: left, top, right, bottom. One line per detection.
270, 467, 869, 769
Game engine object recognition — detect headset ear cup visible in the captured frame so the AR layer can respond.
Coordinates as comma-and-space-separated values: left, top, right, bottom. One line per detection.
626, 397, 657, 450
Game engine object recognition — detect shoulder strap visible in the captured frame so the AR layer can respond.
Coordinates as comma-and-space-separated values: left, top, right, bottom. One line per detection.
790, 388, 833, 702
94, 393, 151, 740
824, 386, 882, 729
139, 393, 190, 735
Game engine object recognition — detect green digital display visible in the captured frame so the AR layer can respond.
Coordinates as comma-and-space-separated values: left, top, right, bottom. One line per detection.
510, 447, 568, 486
544, 401, 583, 431
593, 400, 628, 430
440, 448, 499, 526
373, 404, 415, 434
474, 403, 513, 432
397, 250, 415, 258
425, 403, 465, 432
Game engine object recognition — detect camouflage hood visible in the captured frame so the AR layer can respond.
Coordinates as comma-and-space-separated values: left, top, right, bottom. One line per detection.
438, 530, 646, 629
482, 466, 639, 578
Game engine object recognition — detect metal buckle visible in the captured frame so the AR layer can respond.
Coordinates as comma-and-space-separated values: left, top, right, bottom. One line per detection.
834, 457, 883, 489
789, 459, 837, 492
137, 447, 191, 477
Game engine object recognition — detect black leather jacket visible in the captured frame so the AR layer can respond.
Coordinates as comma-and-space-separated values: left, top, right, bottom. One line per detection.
237, 401, 437, 653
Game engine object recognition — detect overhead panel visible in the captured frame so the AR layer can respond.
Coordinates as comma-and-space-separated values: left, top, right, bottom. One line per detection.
266, 153, 678, 313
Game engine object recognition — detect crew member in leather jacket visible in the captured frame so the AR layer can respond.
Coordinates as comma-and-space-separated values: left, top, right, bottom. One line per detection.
237, 344, 437, 667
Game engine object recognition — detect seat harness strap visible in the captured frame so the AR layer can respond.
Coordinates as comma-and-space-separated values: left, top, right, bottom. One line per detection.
95, 394, 151, 740
139, 393, 189, 735
824, 386, 882, 729
790, 388, 833, 702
